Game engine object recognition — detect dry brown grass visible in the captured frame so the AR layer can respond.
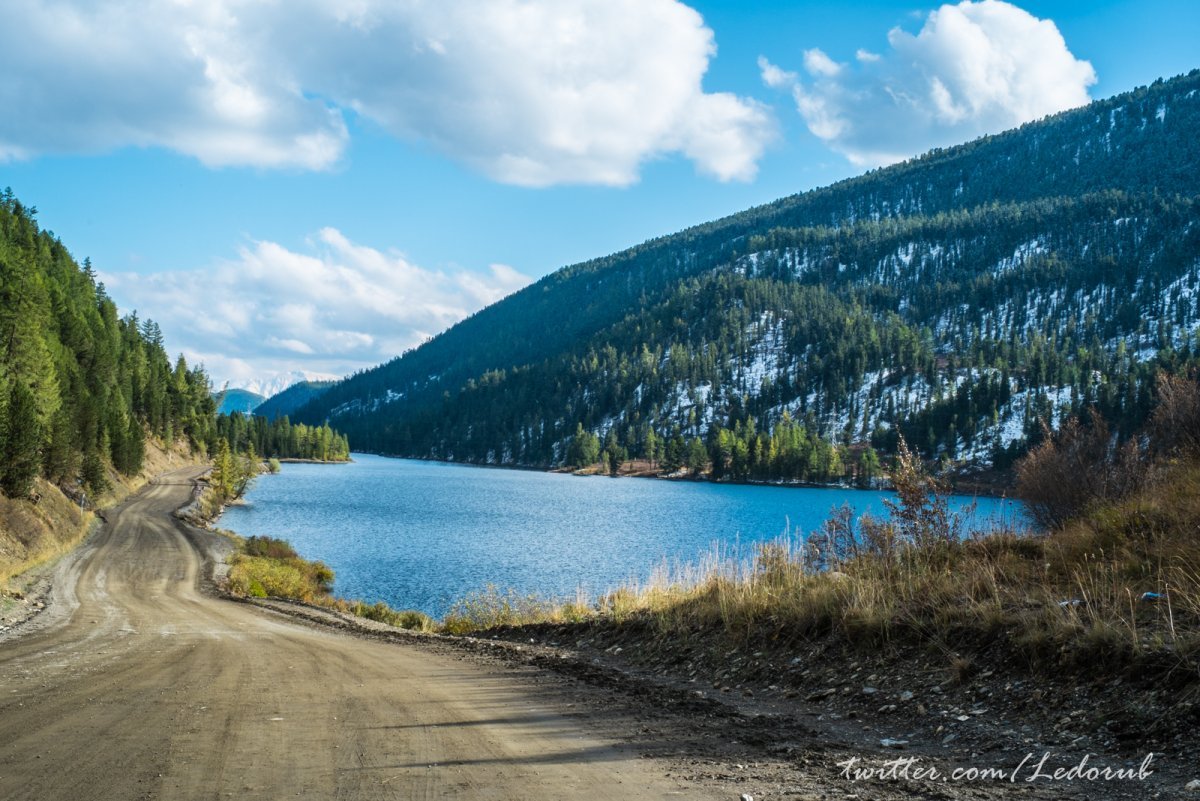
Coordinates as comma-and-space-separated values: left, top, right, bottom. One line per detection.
1150, 371, 1200, 457
0, 477, 92, 587
442, 584, 592, 634
1017, 410, 1149, 531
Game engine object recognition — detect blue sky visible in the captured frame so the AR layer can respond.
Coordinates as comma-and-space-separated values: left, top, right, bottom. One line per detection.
2, 0, 1197, 389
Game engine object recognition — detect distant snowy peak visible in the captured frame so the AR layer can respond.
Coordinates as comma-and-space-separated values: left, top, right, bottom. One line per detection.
235, 370, 340, 399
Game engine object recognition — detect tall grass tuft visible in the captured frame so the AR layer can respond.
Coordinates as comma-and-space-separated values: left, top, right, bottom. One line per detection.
442, 585, 559, 634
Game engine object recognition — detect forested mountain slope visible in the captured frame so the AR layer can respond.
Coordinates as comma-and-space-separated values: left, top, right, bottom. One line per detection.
254, 380, 334, 421
295, 71, 1200, 478
0, 190, 217, 498
0, 189, 358, 583
215, 388, 265, 416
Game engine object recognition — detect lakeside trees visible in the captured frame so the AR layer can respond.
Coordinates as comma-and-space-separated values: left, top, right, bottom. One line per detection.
215, 412, 350, 462
564, 411, 883, 487
565, 424, 599, 468
209, 438, 263, 506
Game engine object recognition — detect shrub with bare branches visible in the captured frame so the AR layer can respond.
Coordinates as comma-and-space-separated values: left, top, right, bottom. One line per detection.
1016, 409, 1148, 531
805, 438, 969, 571
1149, 371, 1200, 457
805, 504, 857, 569
884, 437, 968, 549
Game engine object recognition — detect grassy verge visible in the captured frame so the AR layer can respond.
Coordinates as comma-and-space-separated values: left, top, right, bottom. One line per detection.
224, 534, 434, 632
442, 585, 594, 635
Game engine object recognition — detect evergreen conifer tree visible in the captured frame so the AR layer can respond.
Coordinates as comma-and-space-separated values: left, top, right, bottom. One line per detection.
1, 380, 41, 497
211, 438, 235, 501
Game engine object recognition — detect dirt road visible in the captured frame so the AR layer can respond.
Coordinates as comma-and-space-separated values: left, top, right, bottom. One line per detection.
0, 469, 702, 800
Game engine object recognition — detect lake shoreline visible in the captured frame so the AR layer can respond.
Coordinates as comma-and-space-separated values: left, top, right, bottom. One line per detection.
218, 454, 1024, 619
351, 449, 1015, 499
211, 458, 1194, 801
275, 457, 354, 464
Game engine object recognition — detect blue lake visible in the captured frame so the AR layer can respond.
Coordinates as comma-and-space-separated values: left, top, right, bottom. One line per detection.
218, 453, 1026, 617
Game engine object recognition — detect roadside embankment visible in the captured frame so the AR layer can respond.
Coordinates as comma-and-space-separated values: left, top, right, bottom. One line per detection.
1, 437, 204, 630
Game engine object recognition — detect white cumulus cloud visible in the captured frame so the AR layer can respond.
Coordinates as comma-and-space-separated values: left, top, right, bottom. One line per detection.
802, 49, 843, 78
761, 0, 1097, 166
0, 0, 773, 185
99, 230, 532, 387
0, 2, 348, 169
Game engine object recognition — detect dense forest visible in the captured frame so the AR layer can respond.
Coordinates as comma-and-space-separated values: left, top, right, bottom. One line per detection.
0, 189, 352, 502
293, 71, 1200, 480
0, 189, 216, 498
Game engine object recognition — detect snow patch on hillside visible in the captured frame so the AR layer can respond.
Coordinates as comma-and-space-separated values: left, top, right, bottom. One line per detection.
736, 248, 818, 278
735, 314, 788, 394
992, 237, 1048, 276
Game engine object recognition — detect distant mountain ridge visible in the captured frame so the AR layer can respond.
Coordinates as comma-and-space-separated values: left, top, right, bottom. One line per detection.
214, 370, 339, 417
293, 70, 1200, 476
214, 388, 266, 416
254, 380, 335, 421
237, 370, 340, 400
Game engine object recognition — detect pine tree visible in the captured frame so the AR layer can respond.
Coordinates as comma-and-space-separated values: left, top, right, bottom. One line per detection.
124, 415, 145, 475
686, 437, 708, 477
81, 448, 108, 497
566, 423, 600, 468
232, 441, 257, 498
1, 380, 41, 497
42, 405, 76, 483
857, 446, 882, 488
663, 431, 685, 473
644, 428, 659, 468
211, 438, 235, 501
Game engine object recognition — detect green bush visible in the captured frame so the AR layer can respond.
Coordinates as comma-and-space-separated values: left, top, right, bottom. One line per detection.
350, 600, 434, 631
226, 536, 333, 602
242, 535, 299, 560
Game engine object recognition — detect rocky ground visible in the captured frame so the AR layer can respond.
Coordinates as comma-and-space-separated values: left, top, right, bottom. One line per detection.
0, 568, 52, 634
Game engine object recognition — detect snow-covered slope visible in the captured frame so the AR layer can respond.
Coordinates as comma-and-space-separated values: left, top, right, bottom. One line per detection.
292, 71, 1200, 471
